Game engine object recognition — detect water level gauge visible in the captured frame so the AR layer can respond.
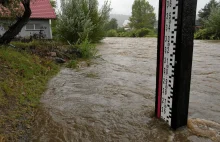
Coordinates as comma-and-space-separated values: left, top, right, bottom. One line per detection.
156, 0, 198, 129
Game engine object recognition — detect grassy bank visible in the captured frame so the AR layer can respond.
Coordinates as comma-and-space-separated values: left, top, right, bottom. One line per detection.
106, 28, 157, 38
0, 47, 59, 141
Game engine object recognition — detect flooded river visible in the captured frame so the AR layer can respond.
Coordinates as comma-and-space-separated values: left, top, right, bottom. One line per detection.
31, 38, 220, 142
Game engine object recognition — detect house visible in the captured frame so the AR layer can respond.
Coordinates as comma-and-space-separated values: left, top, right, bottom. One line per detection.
122, 20, 131, 31
0, 0, 56, 39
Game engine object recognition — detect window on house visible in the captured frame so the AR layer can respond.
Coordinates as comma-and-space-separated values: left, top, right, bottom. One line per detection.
35, 24, 42, 30
26, 24, 35, 30
26, 24, 43, 30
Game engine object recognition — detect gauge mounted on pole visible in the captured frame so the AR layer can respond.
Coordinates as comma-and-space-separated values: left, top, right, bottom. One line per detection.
155, 0, 198, 129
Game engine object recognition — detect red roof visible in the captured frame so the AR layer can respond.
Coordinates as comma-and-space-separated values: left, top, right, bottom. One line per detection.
30, 0, 56, 19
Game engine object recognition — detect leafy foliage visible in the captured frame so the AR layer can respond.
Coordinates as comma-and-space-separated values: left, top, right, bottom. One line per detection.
106, 28, 155, 37
135, 28, 152, 37
105, 18, 118, 31
106, 29, 118, 37
78, 37, 97, 59
195, 5, 220, 40
129, 0, 156, 30
204, 6, 220, 39
50, 0, 56, 8
198, 0, 219, 25
56, 0, 111, 44
0, 0, 32, 44
0, 0, 22, 18
195, 29, 214, 39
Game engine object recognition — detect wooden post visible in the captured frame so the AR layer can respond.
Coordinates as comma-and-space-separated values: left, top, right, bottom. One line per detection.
155, 0, 198, 129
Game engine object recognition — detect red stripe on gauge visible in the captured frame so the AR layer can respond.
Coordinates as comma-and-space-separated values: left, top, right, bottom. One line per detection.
157, 0, 166, 118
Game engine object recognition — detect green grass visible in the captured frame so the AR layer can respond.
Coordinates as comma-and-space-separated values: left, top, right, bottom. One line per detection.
0, 39, 98, 140
11, 40, 64, 49
145, 34, 157, 38
0, 47, 59, 140
66, 60, 78, 69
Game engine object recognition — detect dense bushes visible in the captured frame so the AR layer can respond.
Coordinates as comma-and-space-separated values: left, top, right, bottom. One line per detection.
194, 29, 219, 40
117, 32, 132, 37
135, 28, 152, 37
106, 28, 156, 37
195, 4, 220, 40
56, 0, 110, 44
106, 30, 118, 37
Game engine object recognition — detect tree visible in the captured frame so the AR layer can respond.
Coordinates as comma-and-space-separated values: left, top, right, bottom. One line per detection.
129, 0, 156, 30
205, 6, 220, 38
105, 18, 118, 31
0, 0, 32, 44
56, 0, 111, 44
198, 0, 219, 25
195, 5, 220, 40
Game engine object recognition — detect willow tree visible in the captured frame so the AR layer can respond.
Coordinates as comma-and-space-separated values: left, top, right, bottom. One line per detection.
56, 0, 111, 44
0, 0, 32, 44
204, 6, 220, 39
198, 0, 219, 25
129, 0, 156, 29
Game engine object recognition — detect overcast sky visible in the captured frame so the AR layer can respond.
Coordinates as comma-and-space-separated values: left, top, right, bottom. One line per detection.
98, 0, 210, 16
57, 0, 211, 17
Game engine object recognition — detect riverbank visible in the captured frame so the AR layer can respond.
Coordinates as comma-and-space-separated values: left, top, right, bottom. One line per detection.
30, 38, 220, 141
0, 39, 98, 141
0, 46, 59, 141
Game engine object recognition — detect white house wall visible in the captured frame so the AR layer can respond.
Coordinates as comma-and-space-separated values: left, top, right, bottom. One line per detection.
0, 19, 53, 39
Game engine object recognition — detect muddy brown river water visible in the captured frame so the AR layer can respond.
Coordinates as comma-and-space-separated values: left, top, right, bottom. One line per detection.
30, 38, 220, 142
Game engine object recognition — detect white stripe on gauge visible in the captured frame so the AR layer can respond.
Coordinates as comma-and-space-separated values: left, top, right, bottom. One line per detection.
161, 0, 179, 126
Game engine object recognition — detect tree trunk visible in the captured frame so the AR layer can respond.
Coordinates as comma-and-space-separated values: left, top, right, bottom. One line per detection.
0, 0, 31, 44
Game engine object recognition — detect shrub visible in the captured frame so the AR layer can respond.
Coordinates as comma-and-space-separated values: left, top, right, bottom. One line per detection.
78, 38, 97, 59
117, 27, 126, 33
105, 28, 156, 38
106, 30, 118, 37
56, 0, 111, 44
195, 6, 220, 40
129, 31, 137, 37
204, 6, 220, 39
117, 32, 127, 37
135, 28, 152, 37
194, 28, 219, 40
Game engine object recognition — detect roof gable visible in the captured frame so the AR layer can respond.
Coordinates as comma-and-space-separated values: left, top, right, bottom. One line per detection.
30, 0, 56, 19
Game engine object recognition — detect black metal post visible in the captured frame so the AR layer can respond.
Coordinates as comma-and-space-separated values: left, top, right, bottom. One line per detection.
155, 0, 198, 129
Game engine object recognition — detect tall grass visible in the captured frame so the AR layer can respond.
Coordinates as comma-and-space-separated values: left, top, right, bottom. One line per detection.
0, 47, 59, 140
